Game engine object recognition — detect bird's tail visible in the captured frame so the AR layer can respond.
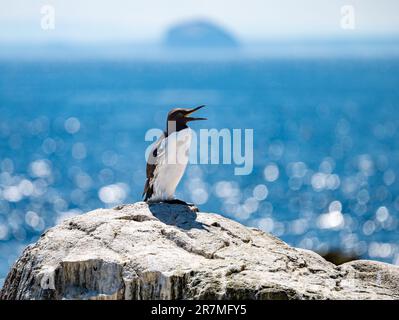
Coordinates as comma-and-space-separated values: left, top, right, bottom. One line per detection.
142, 179, 153, 201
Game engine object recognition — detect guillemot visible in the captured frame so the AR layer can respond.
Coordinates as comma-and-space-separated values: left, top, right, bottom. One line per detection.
143, 105, 206, 204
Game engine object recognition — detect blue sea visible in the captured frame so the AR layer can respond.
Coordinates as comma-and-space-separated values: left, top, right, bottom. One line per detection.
1, 54, 399, 284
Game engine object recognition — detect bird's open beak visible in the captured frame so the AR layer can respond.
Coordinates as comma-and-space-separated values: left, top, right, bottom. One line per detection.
184, 105, 207, 121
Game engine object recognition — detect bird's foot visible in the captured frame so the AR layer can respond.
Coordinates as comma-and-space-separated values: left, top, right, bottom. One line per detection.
147, 199, 197, 210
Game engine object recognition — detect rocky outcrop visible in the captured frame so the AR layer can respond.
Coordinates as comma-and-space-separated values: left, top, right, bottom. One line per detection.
164, 19, 239, 48
1, 202, 398, 300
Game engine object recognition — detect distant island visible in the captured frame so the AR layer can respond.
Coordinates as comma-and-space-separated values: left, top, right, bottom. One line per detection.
163, 19, 239, 48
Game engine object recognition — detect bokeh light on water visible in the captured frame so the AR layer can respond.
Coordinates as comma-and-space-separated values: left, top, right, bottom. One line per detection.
1, 58, 399, 284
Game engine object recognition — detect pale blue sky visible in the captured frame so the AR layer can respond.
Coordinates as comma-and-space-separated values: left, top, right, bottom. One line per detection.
1, 0, 399, 43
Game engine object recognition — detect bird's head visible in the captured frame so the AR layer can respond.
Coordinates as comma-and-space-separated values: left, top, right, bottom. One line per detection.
166, 105, 206, 134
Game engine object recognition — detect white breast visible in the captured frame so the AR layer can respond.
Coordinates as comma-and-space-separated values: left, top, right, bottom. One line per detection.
150, 128, 192, 201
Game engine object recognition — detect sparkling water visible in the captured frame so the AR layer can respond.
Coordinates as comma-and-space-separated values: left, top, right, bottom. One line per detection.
1, 58, 399, 284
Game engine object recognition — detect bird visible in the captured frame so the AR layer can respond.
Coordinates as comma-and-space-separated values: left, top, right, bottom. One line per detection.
143, 105, 206, 204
